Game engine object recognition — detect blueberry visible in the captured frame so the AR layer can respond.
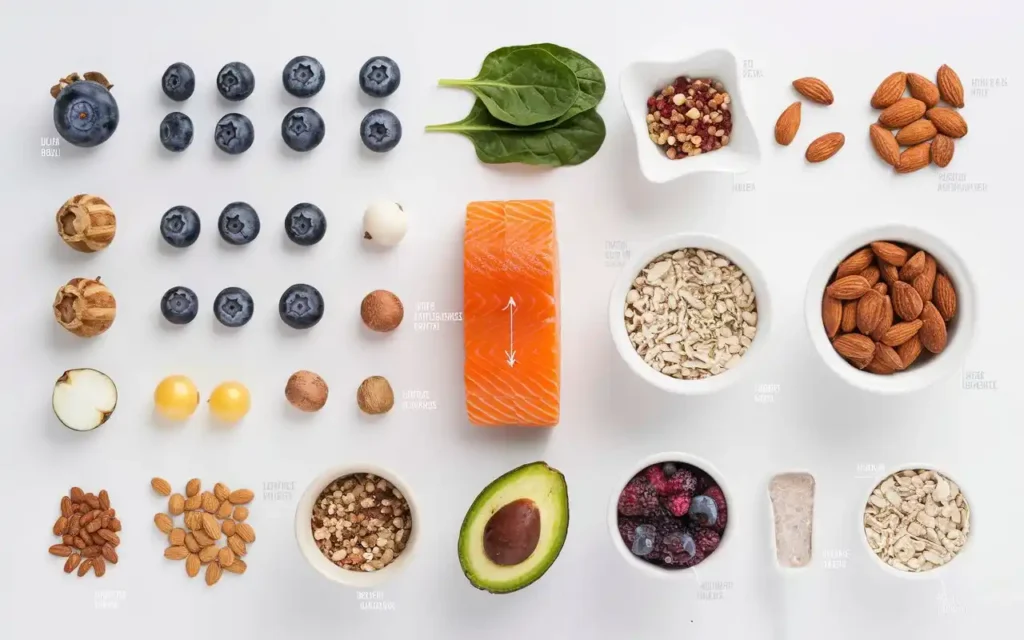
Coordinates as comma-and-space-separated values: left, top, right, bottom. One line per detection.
661, 462, 679, 477
160, 286, 199, 324
160, 206, 201, 248
213, 287, 254, 327
284, 203, 327, 246
631, 524, 657, 557
159, 112, 194, 152
214, 113, 255, 154
52, 79, 119, 147
161, 63, 195, 101
279, 284, 324, 329
282, 55, 325, 97
218, 202, 260, 245
217, 62, 255, 101
359, 109, 401, 152
358, 56, 400, 98
281, 107, 325, 152
688, 495, 718, 527
663, 531, 698, 561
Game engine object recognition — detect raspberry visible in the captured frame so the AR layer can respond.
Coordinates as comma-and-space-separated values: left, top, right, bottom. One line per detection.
663, 468, 698, 495
655, 98, 666, 110
643, 465, 669, 494
661, 492, 691, 517
703, 485, 728, 532
693, 527, 721, 555
659, 107, 673, 119
647, 96, 657, 109
617, 476, 661, 517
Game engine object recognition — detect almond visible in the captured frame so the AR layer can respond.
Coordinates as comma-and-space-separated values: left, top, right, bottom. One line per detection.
931, 134, 955, 167
228, 489, 255, 505
774, 102, 801, 145
865, 356, 895, 375
936, 64, 964, 108
232, 506, 249, 522
194, 530, 215, 547
102, 544, 118, 564
98, 490, 110, 511
223, 558, 247, 574
913, 255, 937, 302
199, 545, 220, 563
897, 335, 923, 368
906, 73, 940, 108
53, 515, 69, 536
217, 500, 234, 520
186, 478, 201, 498
860, 266, 881, 287
82, 545, 101, 558
214, 483, 231, 501
882, 320, 924, 347
870, 242, 908, 267
235, 522, 256, 543
228, 535, 247, 556
871, 342, 905, 373
933, 273, 957, 321
832, 333, 875, 368
895, 119, 937, 146
49, 544, 73, 557
184, 494, 202, 511
925, 107, 968, 138
822, 295, 843, 338
899, 251, 927, 280
201, 513, 223, 540
879, 98, 926, 128
871, 72, 906, 109
891, 281, 924, 321
169, 528, 186, 546
151, 478, 171, 496
185, 510, 203, 532
869, 124, 900, 166
202, 492, 220, 513
879, 262, 900, 286
793, 77, 834, 105
896, 142, 931, 174
919, 302, 948, 353
78, 558, 93, 577
827, 275, 871, 300
61, 496, 73, 518
97, 529, 119, 546
93, 556, 106, 577
186, 553, 201, 577
840, 301, 858, 333
870, 296, 894, 342
222, 520, 237, 537
805, 132, 844, 162
64, 553, 82, 573
873, 282, 887, 295
837, 247, 875, 278
856, 290, 885, 335
185, 533, 201, 553
154, 513, 173, 534
218, 547, 236, 568
168, 493, 185, 516
205, 561, 223, 586
164, 545, 189, 561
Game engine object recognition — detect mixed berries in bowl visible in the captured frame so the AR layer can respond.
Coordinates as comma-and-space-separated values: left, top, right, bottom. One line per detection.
609, 452, 730, 576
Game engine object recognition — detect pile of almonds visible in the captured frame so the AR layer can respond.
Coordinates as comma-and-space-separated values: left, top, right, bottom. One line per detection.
48, 487, 121, 577
868, 65, 967, 172
774, 77, 846, 163
822, 241, 958, 374
151, 477, 255, 586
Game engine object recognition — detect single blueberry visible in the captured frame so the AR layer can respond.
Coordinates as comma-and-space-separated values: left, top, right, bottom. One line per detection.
160, 286, 199, 325
284, 203, 327, 246
53, 80, 119, 147
631, 524, 657, 557
213, 287, 254, 327
664, 532, 698, 560
279, 284, 324, 329
161, 62, 195, 101
160, 206, 201, 248
214, 113, 255, 154
688, 495, 718, 527
662, 462, 679, 477
359, 109, 401, 152
282, 55, 325, 98
281, 107, 325, 152
358, 56, 401, 98
218, 202, 260, 245
217, 62, 255, 101
159, 112, 194, 152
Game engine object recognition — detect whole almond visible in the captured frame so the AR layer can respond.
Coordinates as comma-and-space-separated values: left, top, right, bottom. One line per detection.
870, 296, 894, 342
217, 500, 234, 520
151, 478, 171, 496
880, 263, 900, 286
913, 255, 937, 302
926, 107, 968, 138
856, 290, 885, 335
840, 301, 858, 333
185, 533, 201, 553
822, 295, 843, 338
185, 511, 203, 532
205, 561, 222, 586
194, 530, 215, 547
223, 558, 247, 574
61, 496, 73, 518
865, 354, 896, 375
895, 119, 937, 146
199, 545, 220, 563
93, 556, 106, 577
873, 282, 887, 295
184, 494, 202, 511
891, 281, 924, 321
882, 320, 924, 347
826, 275, 870, 300
870, 242, 908, 267
233, 506, 249, 522
775, 102, 801, 145
168, 493, 185, 516
186, 553, 201, 577
934, 274, 957, 321
897, 335, 923, 368
871, 72, 906, 109
80, 530, 94, 546
860, 266, 881, 287
73, 536, 86, 549
879, 98, 926, 128
214, 483, 231, 501
201, 513, 223, 540
82, 546, 101, 558
98, 490, 110, 511
85, 519, 102, 534
937, 64, 964, 108
793, 77, 834, 104
900, 251, 927, 280
78, 559, 93, 577
169, 528, 186, 546
906, 73, 940, 108
202, 492, 220, 514
228, 489, 255, 505
80, 510, 97, 526
931, 134, 955, 167
874, 342, 905, 371
806, 132, 844, 163
53, 516, 69, 536
102, 544, 118, 564
49, 544, 73, 557
84, 494, 100, 510
218, 547, 236, 568
832, 333, 875, 368
235, 522, 256, 543
837, 247, 875, 278
222, 520, 237, 537
62, 534, 75, 546
154, 513, 173, 534
64, 553, 82, 573
228, 535, 247, 556
164, 545, 189, 561
186, 478, 201, 498
919, 303, 948, 353
869, 124, 900, 167
896, 143, 932, 174
97, 529, 119, 546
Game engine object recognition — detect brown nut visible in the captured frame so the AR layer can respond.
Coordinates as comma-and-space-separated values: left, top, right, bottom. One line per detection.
360, 290, 404, 332
357, 376, 394, 415
285, 370, 329, 412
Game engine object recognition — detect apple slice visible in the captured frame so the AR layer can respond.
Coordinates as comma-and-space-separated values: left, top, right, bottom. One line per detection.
52, 368, 117, 431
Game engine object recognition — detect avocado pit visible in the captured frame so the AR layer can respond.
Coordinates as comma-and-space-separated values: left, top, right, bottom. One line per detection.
483, 498, 541, 566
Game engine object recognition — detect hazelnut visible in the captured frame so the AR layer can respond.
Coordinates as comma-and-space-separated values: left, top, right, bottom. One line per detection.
56, 194, 116, 253
285, 370, 328, 412
357, 376, 394, 415
360, 290, 403, 332
53, 277, 116, 338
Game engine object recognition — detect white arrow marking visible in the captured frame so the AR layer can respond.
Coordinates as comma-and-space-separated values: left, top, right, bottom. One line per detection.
502, 297, 516, 367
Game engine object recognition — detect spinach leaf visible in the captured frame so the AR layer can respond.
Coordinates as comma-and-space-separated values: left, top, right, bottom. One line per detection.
523, 44, 605, 127
425, 100, 606, 167
438, 48, 579, 127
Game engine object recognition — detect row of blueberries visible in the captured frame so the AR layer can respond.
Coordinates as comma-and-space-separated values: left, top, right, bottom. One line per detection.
159, 109, 339, 154
163, 284, 323, 329
161, 203, 326, 247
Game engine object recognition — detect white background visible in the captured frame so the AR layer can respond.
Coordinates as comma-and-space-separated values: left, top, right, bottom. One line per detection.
0, 0, 1020, 638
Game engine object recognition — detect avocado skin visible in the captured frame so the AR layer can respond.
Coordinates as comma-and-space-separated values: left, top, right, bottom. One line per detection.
458, 461, 570, 594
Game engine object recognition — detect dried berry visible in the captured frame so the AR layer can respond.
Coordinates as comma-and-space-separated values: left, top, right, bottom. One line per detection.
661, 492, 692, 517
703, 485, 729, 532
645, 77, 732, 160
617, 476, 661, 517
693, 527, 721, 555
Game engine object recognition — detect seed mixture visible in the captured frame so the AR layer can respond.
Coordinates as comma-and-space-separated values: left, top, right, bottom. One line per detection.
48, 487, 121, 577
646, 77, 733, 159
312, 473, 412, 572
625, 248, 757, 379
864, 469, 969, 572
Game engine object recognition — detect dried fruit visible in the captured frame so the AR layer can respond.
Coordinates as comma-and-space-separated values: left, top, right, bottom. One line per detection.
53, 277, 116, 338
774, 102, 801, 145
895, 119, 937, 146
905, 73, 940, 108
228, 489, 254, 505
878, 98, 926, 128
891, 282, 924, 321
869, 124, 900, 166
931, 134, 954, 167
832, 333, 875, 368
882, 320, 923, 347
919, 303, 948, 353
870, 242, 908, 267
792, 77, 834, 105
357, 375, 395, 415
871, 72, 906, 109
856, 290, 885, 335
56, 194, 117, 253
925, 107, 967, 138
936, 64, 964, 108
826, 275, 870, 300
805, 132, 844, 163
822, 295, 842, 338
896, 142, 931, 174
151, 478, 172, 496
934, 274, 957, 321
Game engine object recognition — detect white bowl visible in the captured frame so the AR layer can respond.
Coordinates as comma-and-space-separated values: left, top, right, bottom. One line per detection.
295, 463, 419, 587
608, 452, 733, 578
609, 233, 772, 394
858, 464, 972, 580
804, 224, 975, 394
620, 49, 761, 184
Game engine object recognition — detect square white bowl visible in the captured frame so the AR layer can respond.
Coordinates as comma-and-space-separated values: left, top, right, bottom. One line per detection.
621, 49, 761, 184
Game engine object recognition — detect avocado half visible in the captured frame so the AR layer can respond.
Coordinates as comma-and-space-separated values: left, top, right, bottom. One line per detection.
458, 461, 569, 594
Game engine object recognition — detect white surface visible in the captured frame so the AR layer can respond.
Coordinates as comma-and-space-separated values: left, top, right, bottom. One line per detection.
0, 0, 1020, 638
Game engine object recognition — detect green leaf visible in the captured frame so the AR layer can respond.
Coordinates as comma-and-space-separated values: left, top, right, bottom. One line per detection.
425, 100, 606, 167
523, 44, 605, 127
438, 48, 579, 127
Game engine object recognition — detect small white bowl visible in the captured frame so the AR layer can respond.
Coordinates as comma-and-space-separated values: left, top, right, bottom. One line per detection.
620, 49, 761, 184
295, 464, 419, 587
804, 224, 975, 394
609, 233, 772, 394
608, 452, 733, 578
858, 464, 972, 580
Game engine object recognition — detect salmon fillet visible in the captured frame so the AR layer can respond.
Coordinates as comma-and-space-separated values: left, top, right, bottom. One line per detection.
464, 200, 560, 427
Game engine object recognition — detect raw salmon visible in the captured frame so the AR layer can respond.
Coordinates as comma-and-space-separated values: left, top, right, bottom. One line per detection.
464, 200, 560, 427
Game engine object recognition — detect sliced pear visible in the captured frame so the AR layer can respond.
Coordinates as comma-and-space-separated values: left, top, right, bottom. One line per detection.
52, 368, 117, 431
